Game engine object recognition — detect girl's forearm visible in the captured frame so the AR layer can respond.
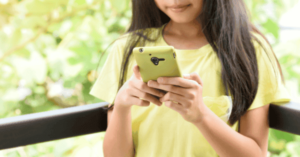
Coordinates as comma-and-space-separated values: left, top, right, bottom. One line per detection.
103, 105, 134, 157
193, 105, 264, 157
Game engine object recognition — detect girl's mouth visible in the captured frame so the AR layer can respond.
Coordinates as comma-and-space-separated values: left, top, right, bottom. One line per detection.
168, 4, 191, 13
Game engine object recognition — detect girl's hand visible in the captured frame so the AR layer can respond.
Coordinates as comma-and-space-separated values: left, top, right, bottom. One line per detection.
114, 65, 165, 110
147, 72, 205, 124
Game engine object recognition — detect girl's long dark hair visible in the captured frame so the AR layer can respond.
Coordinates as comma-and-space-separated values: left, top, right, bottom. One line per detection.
106, 0, 285, 125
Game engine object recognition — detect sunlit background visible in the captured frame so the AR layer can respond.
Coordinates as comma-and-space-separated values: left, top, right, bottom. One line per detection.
0, 0, 300, 156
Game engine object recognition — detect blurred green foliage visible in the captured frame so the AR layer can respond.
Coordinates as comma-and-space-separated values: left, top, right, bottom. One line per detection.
0, 0, 299, 156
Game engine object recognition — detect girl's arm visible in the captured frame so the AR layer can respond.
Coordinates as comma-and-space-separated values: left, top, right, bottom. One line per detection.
103, 65, 163, 157
103, 105, 134, 157
149, 74, 269, 157
193, 103, 269, 157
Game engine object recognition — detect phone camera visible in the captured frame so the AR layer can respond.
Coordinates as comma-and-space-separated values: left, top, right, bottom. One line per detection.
173, 53, 176, 58
139, 48, 143, 53
151, 57, 159, 65
151, 57, 165, 65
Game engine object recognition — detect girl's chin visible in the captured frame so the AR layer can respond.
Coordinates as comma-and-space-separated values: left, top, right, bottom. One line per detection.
166, 11, 198, 23
168, 17, 195, 24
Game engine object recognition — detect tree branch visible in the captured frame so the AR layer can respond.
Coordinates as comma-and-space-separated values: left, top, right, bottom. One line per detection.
0, 27, 46, 62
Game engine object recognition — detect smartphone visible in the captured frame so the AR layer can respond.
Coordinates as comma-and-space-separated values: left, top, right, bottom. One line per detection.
133, 46, 182, 83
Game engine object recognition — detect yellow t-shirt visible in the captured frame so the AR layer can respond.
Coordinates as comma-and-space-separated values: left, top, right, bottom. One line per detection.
90, 24, 291, 157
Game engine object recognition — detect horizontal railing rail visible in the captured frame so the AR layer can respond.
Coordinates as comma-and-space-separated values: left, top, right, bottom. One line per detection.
0, 101, 299, 150
269, 101, 300, 135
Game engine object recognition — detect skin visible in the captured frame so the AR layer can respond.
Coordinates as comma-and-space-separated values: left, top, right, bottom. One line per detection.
104, 0, 269, 156
104, 65, 164, 157
155, 0, 269, 156
155, 0, 208, 50
148, 75, 269, 157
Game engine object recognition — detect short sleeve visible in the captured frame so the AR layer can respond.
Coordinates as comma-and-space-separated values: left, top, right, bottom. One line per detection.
247, 33, 292, 111
89, 38, 125, 105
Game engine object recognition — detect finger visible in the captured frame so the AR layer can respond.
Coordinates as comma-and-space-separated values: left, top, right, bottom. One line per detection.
131, 80, 165, 98
129, 96, 150, 106
165, 101, 187, 115
160, 92, 188, 108
147, 80, 187, 96
129, 87, 162, 106
133, 65, 142, 80
183, 72, 203, 86
157, 76, 194, 88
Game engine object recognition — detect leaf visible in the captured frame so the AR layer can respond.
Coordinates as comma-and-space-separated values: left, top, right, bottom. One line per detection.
58, 20, 73, 37
2, 88, 23, 102
63, 63, 83, 78
4, 28, 22, 52
19, 103, 34, 115
47, 48, 74, 79
34, 102, 60, 113
286, 141, 300, 156
0, 31, 7, 53
73, 146, 92, 157
17, 0, 67, 15
36, 34, 57, 51
110, 0, 129, 14
53, 138, 75, 157
12, 51, 47, 85
0, 101, 19, 118
14, 48, 31, 58
87, 70, 98, 82
270, 129, 295, 143
269, 139, 286, 152
69, 0, 87, 6
262, 18, 280, 39
274, 39, 300, 57
21, 16, 47, 28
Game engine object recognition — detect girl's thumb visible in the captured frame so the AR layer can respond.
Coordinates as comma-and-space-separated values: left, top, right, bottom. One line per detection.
133, 65, 142, 79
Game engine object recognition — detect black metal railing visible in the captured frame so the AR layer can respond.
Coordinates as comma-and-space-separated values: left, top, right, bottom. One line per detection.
0, 101, 299, 150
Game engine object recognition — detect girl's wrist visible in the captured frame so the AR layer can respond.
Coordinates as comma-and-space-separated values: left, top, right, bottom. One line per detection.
114, 102, 132, 113
192, 103, 210, 126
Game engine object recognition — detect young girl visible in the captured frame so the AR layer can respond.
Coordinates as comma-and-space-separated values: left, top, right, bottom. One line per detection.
90, 0, 291, 156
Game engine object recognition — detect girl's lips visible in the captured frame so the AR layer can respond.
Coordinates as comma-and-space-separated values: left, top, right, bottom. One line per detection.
169, 4, 191, 13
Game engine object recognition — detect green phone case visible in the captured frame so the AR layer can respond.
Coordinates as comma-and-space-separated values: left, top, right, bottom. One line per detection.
133, 46, 182, 83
